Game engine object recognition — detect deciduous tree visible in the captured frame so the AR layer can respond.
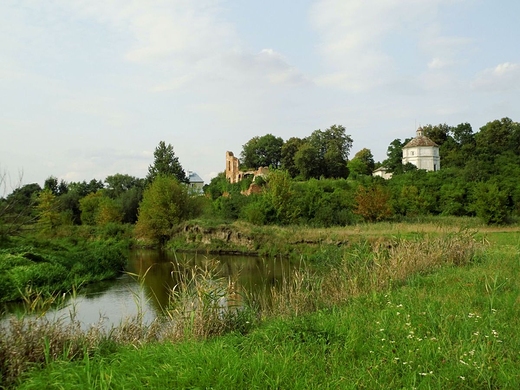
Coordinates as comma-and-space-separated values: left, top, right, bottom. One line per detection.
240, 134, 284, 169
35, 188, 61, 232
135, 176, 192, 243
354, 185, 392, 222
281, 137, 304, 177
348, 148, 375, 176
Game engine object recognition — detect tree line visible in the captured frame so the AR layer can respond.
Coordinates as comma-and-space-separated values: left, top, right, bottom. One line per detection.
1, 118, 520, 244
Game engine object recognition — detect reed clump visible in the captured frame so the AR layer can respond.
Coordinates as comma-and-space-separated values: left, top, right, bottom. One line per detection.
0, 311, 106, 387
150, 258, 253, 342
261, 229, 485, 316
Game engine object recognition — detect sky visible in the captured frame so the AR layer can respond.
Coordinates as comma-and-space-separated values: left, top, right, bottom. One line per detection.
1, 0, 519, 191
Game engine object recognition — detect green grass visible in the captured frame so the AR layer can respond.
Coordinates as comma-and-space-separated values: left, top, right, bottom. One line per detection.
12, 230, 520, 389
0, 232, 130, 303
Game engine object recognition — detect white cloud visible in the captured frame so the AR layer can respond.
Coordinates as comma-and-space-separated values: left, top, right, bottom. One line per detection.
56, 0, 236, 64
310, 0, 471, 92
471, 62, 520, 92
56, 1, 311, 93
428, 57, 451, 69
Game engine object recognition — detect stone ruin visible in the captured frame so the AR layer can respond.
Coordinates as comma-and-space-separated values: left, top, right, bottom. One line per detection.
225, 151, 269, 194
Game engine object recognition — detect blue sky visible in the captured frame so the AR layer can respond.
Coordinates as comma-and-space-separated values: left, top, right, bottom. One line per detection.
1, 0, 519, 190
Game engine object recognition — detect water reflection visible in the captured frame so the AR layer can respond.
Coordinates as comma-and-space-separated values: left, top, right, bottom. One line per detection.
127, 250, 294, 314
1, 250, 296, 329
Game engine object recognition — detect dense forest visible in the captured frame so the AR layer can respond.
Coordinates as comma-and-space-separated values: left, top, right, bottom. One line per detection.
1, 117, 520, 244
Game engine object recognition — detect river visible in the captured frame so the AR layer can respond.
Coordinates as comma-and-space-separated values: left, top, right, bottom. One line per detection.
0, 249, 296, 329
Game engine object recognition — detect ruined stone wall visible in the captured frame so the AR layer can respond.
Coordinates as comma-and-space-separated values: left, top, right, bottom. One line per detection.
225, 151, 269, 185
225, 151, 241, 183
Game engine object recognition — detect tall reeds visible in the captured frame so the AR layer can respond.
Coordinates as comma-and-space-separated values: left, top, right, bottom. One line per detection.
260, 229, 484, 316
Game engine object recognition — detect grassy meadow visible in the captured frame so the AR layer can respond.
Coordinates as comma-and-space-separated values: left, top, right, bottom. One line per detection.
1, 221, 520, 389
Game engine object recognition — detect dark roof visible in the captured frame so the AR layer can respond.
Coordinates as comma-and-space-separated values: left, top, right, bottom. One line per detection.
403, 129, 438, 148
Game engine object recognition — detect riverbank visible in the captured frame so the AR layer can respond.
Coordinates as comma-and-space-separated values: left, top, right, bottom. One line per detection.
4, 226, 520, 388
17, 241, 520, 388
167, 216, 499, 258
0, 225, 131, 303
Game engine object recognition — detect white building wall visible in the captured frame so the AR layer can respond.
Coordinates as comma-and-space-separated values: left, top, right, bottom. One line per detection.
402, 146, 440, 171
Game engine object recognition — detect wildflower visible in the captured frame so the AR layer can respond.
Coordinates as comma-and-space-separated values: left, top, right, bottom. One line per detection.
460, 359, 468, 365
460, 376, 465, 380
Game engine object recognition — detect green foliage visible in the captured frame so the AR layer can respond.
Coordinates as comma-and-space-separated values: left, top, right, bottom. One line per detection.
43, 176, 68, 196
471, 182, 509, 225
146, 141, 188, 184
240, 134, 284, 169
101, 174, 145, 223
204, 172, 229, 200
383, 138, 406, 173
281, 137, 304, 177
96, 197, 123, 225
35, 189, 61, 233
292, 179, 355, 227
135, 175, 194, 243
280, 125, 353, 180
0, 237, 128, 303
294, 142, 321, 180
422, 123, 450, 145
213, 193, 252, 221
104, 174, 143, 199
475, 117, 520, 158
439, 182, 469, 216
348, 148, 375, 176
118, 186, 144, 224
262, 170, 299, 225
1, 183, 41, 226
67, 179, 104, 197
79, 192, 103, 225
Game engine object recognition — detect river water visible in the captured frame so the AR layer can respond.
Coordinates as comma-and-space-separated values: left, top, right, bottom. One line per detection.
1, 249, 296, 329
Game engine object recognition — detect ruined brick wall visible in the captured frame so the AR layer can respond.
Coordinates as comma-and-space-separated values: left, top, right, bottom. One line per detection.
225, 151, 269, 185
225, 151, 241, 183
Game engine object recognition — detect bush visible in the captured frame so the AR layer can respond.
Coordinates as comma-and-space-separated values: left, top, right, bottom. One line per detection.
471, 182, 509, 225
135, 176, 193, 243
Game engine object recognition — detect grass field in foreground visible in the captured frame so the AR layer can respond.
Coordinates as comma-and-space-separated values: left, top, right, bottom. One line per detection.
13, 229, 520, 389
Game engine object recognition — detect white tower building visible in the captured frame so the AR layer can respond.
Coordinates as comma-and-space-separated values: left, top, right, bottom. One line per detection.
402, 128, 440, 171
